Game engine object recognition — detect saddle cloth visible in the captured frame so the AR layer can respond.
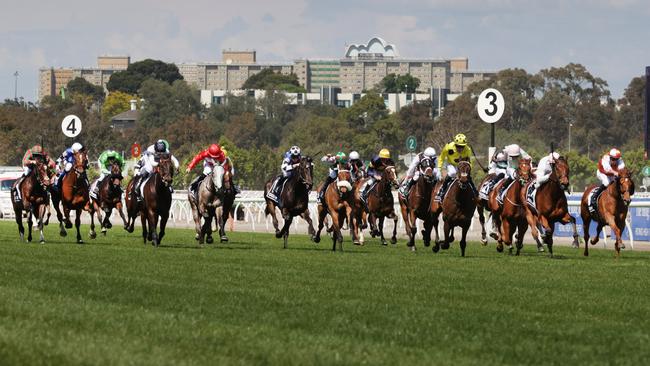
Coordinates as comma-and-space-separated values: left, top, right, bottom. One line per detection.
266, 176, 287, 206
496, 180, 516, 205
525, 183, 538, 212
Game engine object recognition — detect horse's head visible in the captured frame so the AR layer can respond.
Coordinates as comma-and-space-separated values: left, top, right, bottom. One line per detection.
157, 154, 174, 187
419, 158, 435, 183
517, 158, 533, 182
457, 160, 472, 184
617, 168, 634, 206
552, 156, 570, 190
212, 165, 226, 190
336, 169, 353, 193
298, 156, 313, 190
34, 159, 52, 187
74, 150, 88, 173
109, 161, 123, 187
383, 165, 399, 189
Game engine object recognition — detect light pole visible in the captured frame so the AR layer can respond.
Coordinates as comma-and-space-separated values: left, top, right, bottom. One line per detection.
568, 121, 573, 152
13, 71, 19, 100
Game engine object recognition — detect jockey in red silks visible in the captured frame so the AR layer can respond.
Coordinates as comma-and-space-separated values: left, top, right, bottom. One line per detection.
590, 148, 625, 213
186, 144, 232, 197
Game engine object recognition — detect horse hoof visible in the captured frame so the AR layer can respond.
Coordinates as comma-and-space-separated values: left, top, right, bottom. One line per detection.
89, 232, 97, 240
206, 236, 214, 244
620, 243, 626, 250
496, 245, 504, 253
441, 242, 450, 250
537, 246, 545, 253
390, 237, 397, 245
353, 240, 361, 246
489, 232, 499, 241
480, 238, 488, 246
220, 236, 228, 243
65, 222, 73, 229
313, 236, 321, 244
381, 240, 388, 246
275, 232, 283, 239
39, 240, 45, 244
424, 241, 430, 247
432, 244, 440, 253
59, 230, 67, 237
410, 246, 416, 252
77, 240, 84, 244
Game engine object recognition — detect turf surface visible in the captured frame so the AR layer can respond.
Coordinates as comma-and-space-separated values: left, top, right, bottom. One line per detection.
0, 220, 648, 365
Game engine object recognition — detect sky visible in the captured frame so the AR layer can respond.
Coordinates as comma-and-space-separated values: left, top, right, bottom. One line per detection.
1, 0, 649, 101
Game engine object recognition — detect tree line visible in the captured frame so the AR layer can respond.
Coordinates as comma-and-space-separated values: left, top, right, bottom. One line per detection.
0, 60, 646, 191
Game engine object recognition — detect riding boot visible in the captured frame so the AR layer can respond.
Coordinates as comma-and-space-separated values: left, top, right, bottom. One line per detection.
190, 174, 205, 200
12, 176, 24, 203
435, 177, 451, 203
318, 176, 335, 203
360, 178, 374, 211
135, 172, 149, 202
92, 177, 103, 199
590, 185, 606, 214
399, 177, 414, 198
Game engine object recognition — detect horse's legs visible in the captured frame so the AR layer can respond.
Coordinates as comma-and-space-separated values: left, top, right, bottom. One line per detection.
432, 213, 441, 253
27, 210, 33, 242
459, 223, 470, 257
149, 210, 160, 247
378, 216, 387, 246
38, 204, 46, 243
404, 209, 415, 248
477, 206, 488, 245
280, 214, 293, 249
581, 213, 591, 257
390, 212, 398, 245
88, 206, 97, 240
301, 209, 316, 241
591, 223, 604, 246
159, 212, 169, 245
14, 207, 24, 242
266, 202, 281, 236
515, 219, 527, 256
75, 209, 83, 244
141, 212, 148, 244
330, 211, 341, 251
314, 205, 327, 243
524, 209, 543, 252
116, 202, 128, 231
498, 218, 510, 253
441, 220, 452, 250
422, 218, 433, 249
63, 206, 73, 229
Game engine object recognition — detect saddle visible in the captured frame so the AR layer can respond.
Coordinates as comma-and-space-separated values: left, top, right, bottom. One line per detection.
266, 175, 288, 206
496, 179, 516, 205
525, 183, 538, 213
588, 186, 605, 217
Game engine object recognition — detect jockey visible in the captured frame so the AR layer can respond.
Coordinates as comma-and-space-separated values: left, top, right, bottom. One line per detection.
360, 148, 393, 204
435, 133, 475, 202
317, 151, 348, 203
590, 148, 625, 212
349, 151, 366, 181
56, 142, 86, 191
532, 152, 561, 189
91, 150, 125, 199
267, 145, 302, 203
186, 143, 227, 197
13, 144, 56, 202
133, 139, 180, 201
480, 152, 509, 200
399, 147, 440, 197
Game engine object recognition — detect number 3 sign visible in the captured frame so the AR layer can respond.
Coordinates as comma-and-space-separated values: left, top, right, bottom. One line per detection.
61, 115, 82, 138
477, 88, 504, 124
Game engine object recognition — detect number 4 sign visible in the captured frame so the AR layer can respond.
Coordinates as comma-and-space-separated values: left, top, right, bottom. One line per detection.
61, 115, 82, 138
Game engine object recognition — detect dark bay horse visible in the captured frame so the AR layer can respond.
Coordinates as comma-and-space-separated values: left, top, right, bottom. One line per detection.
141, 154, 174, 247
521, 156, 579, 257
430, 161, 476, 257
52, 150, 96, 243
124, 176, 142, 234
355, 165, 399, 246
314, 167, 355, 250
498, 158, 533, 255
398, 158, 436, 251
264, 156, 315, 249
189, 164, 236, 245
12, 159, 52, 243
580, 168, 634, 257
91, 162, 128, 235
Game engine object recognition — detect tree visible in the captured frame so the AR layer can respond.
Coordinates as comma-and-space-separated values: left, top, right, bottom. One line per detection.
380, 73, 421, 93
540, 63, 610, 104
138, 79, 202, 128
101, 91, 137, 121
107, 59, 183, 94
614, 76, 645, 148
67, 77, 105, 102
340, 91, 387, 131
242, 68, 305, 92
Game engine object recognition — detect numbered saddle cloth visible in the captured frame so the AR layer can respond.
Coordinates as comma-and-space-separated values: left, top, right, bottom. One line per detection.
89, 179, 100, 200
525, 183, 538, 213
479, 179, 495, 200
265, 176, 287, 206
587, 187, 603, 217
496, 180, 515, 205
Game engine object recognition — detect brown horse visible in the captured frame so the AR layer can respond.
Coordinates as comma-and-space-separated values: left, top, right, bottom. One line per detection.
91, 162, 128, 235
189, 164, 236, 245
354, 165, 399, 246
314, 167, 355, 250
430, 161, 476, 256
498, 158, 533, 255
52, 150, 96, 243
124, 176, 142, 234
580, 168, 634, 257
139, 154, 174, 247
398, 158, 436, 251
521, 156, 579, 257
264, 156, 315, 249
12, 159, 52, 243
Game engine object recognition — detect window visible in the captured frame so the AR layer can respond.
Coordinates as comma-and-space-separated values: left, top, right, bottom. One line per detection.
212, 96, 223, 105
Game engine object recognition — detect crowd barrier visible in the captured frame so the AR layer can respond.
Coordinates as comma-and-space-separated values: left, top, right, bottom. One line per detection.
2, 191, 648, 248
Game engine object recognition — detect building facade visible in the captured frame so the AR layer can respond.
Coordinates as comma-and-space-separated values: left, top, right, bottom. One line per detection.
38, 56, 130, 100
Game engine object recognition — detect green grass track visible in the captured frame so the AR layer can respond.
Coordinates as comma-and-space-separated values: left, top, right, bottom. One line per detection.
0, 220, 648, 365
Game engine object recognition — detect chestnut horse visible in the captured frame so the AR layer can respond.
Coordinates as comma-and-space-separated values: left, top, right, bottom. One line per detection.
91, 162, 128, 235
521, 156, 579, 257
498, 158, 533, 255
51, 150, 96, 243
264, 156, 315, 249
398, 157, 436, 251
12, 158, 52, 243
189, 164, 236, 245
580, 168, 634, 257
354, 165, 399, 246
430, 161, 476, 257
314, 167, 355, 250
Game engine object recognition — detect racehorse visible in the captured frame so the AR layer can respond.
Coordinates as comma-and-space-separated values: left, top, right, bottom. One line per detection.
91, 162, 128, 235
521, 156, 579, 257
477, 173, 503, 245
580, 167, 634, 257
398, 158, 436, 251
354, 165, 399, 246
498, 158, 533, 255
264, 156, 315, 248
430, 161, 476, 257
51, 150, 96, 243
139, 154, 174, 247
12, 158, 52, 243
124, 176, 142, 233
189, 164, 236, 245
314, 167, 355, 250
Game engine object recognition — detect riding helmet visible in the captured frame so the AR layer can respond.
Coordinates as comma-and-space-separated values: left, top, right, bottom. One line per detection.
289, 146, 301, 157
609, 148, 621, 160
454, 134, 467, 146
423, 147, 437, 158
379, 148, 391, 159
349, 151, 360, 160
